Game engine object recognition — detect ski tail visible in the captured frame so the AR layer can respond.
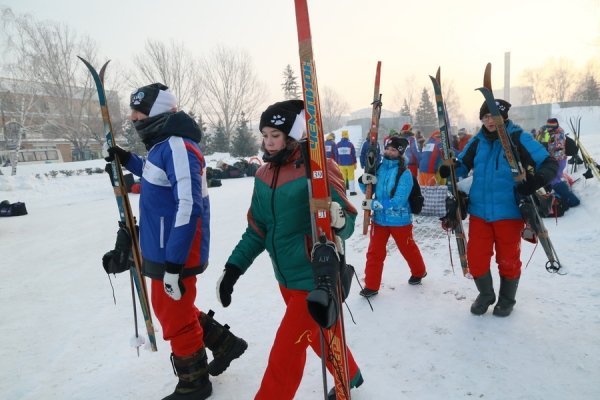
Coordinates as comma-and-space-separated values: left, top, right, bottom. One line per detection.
294, 1, 351, 398
362, 61, 382, 235
429, 68, 469, 276
78, 56, 158, 351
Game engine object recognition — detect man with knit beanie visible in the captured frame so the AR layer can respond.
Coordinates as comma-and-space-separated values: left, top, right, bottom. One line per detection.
439, 98, 557, 317
104, 83, 247, 400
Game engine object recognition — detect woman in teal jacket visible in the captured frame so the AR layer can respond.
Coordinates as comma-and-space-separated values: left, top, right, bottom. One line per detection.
359, 136, 427, 298
216, 100, 363, 400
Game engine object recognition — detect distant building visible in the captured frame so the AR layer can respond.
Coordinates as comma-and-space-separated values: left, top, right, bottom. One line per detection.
0, 77, 122, 162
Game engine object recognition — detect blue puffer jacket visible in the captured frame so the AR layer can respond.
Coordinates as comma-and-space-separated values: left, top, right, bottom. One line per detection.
364, 157, 413, 227
455, 120, 552, 222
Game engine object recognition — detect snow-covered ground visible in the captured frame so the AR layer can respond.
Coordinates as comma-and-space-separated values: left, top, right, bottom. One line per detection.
1, 134, 600, 400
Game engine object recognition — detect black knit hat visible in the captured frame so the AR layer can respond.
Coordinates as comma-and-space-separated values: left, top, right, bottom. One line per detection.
479, 99, 511, 120
259, 100, 305, 140
130, 83, 178, 117
384, 136, 409, 154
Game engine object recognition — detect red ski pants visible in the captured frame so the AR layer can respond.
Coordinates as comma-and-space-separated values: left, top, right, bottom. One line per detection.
467, 216, 524, 280
255, 286, 360, 400
151, 276, 204, 357
364, 223, 426, 290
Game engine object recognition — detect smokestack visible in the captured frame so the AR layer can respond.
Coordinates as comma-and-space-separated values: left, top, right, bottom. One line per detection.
504, 51, 511, 102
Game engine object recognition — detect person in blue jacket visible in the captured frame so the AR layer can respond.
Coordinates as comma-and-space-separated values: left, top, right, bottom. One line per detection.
105, 83, 246, 400
337, 130, 358, 195
324, 132, 338, 162
359, 136, 427, 297
359, 137, 381, 170
439, 99, 557, 317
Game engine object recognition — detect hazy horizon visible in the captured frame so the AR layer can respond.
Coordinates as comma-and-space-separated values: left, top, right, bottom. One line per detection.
2, 0, 599, 130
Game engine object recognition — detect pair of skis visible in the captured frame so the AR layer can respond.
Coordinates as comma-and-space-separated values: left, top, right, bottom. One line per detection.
78, 57, 157, 352
361, 62, 382, 235
476, 63, 562, 273
429, 68, 469, 277
568, 117, 600, 181
294, 0, 351, 399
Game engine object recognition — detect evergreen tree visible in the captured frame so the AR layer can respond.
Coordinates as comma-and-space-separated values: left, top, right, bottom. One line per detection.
400, 99, 412, 120
281, 64, 301, 100
414, 88, 437, 134
210, 120, 229, 153
230, 112, 259, 157
574, 74, 600, 101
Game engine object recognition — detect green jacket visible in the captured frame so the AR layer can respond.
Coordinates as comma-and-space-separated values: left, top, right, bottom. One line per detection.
226, 144, 357, 291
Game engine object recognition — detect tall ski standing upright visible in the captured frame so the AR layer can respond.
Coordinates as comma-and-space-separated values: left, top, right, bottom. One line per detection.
429, 68, 469, 276
476, 63, 562, 273
294, 0, 351, 399
79, 57, 158, 351
362, 61, 382, 235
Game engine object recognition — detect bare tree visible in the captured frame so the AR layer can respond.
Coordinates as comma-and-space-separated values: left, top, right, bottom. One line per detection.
545, 58, 575, 102
392, 74, 419, 118
1, 7, 108, 156
198, 45, 266, 142
132, 39, 200, 113
320, 86, 349, 133
520, 67, 548, 104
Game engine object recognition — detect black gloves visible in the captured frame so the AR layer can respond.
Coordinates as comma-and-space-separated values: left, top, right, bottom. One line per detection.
105, 146, 132, 164
217, 264, 242, 307
102, 221, 134, 274
516, 173, 546, 196
438, 159, 457, 179
438, 165, 451, 179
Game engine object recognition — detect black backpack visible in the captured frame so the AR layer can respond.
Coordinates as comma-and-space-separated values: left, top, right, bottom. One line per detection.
389, 168, 424, 214
565, 136, 578, 157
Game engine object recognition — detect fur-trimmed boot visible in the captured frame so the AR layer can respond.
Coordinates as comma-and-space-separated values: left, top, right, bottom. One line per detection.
470, 271, 496, 315
199, 310, 248, 376
493, 277, 519, 317
163, 347, 212, 400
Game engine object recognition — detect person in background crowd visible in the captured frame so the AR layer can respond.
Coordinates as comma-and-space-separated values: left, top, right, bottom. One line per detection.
359, 136, 382, 170
399, 124, 421, 177
457, 128, 472, 152
439, 99, 557, 318
325, 132, 338, 162
417, 130, 445, 186
104, 83, 247, 400
337, 130, 358, 195
545, 118, 580, 207
217, 100, 364, 400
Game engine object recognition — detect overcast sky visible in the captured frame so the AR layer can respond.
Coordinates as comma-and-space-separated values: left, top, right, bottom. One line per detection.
2, 0, 600, 128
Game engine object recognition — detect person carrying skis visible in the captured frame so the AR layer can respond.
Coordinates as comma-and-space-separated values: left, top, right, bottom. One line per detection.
439, 99, 558, 317
545, 118, 580, 207
104, 83, 247, 400
336, 129, 358, 195
359, 136, 428, 297
216, 100, 364, 400
324, 132, 338, 162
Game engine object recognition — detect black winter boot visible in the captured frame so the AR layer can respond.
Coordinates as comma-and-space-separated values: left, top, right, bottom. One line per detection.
493, 277, 519, 317
199, 310, 248, 376
163, 347, 212, 400
470, 271, 496, 315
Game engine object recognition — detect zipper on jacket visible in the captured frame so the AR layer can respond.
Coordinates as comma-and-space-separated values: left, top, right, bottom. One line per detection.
160, 216, 165, 249
269, 165, 288, 287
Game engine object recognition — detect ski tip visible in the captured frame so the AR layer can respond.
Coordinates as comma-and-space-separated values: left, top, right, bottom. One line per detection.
435, 66, 441, 83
